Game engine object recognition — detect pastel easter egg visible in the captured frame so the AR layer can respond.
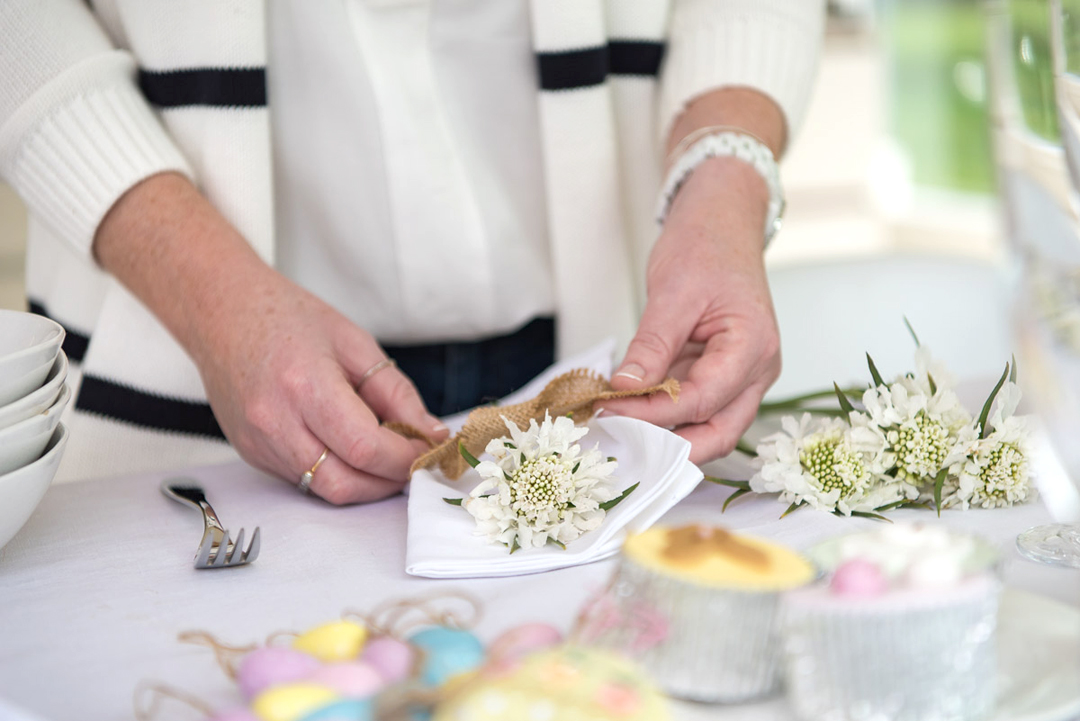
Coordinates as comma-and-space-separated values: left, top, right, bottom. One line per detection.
292, 621, 368, 662
238, 647, 322, 701
361, 636, 414, 684
487, 623, 563, 664
209, 709, 260, 721
297, 699, 373, 721
830, 559, 888, 598
408, 627, 485, 688
252, 683, 339, 721
306, 662, 384, 698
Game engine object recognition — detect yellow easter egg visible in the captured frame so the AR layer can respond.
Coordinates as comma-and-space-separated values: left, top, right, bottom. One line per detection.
252, 683, 339, 721
292, 620, 368, 662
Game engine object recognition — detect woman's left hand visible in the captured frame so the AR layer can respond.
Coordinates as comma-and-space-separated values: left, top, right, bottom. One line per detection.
599, 154, 781, 465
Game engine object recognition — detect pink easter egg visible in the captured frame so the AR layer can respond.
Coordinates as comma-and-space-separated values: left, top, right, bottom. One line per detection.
488, 623, 563, 664
830, 559, 889, 598
360, 636, 414, 684
306, 662, 385, 698
238, 647, 322, 701
209, 709, 260, 721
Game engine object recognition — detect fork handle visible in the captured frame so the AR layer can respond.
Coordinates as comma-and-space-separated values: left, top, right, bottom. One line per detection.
161, 480, 227, 533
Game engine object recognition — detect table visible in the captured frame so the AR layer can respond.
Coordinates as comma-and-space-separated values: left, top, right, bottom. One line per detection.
1, 454, 1077, 721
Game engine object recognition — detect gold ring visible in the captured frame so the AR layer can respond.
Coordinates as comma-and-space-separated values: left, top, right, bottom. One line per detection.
298, 447, 329, 495
358, 357, 396, 387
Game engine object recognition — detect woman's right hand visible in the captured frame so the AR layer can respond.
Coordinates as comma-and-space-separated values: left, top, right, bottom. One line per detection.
95, 172, 448, 503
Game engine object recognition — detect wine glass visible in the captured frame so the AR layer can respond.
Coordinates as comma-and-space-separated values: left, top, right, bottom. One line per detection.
987, 0, 1080, 567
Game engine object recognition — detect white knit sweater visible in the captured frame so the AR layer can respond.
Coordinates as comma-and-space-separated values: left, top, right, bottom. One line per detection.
0, 0, 824, 482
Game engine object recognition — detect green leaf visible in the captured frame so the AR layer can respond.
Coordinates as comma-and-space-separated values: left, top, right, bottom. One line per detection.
834, 382, 855, 419
874, 499, 933, 512
977, 363, 1010, 439
1010, 354, 1017, 383
509, 537, 521, 554
722, 488, 750, 512
607, 456, 617, 463
546, 537, 566, 550
928, 372, 938, 396
759, 387, 863, 411
600, 483, 640, 511
867, 353, 885, 387
572, 461, 580, 474
780, 501, 802, 519
903, 316, 921, 347
503, 442, 516, 450
442, 497, 463, 506
458, 442, 481, 469
520, 452, 526, 465
848, 510, 893, 523
703, 476, 751, 490
735, 439, 758, 457
928, 470, 946, 515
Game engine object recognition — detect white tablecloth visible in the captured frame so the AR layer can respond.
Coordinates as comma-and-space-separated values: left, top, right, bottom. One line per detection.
0, 454, 1076, 721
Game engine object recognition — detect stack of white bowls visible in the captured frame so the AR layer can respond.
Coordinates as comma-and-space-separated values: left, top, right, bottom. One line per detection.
0, 310, 71, 551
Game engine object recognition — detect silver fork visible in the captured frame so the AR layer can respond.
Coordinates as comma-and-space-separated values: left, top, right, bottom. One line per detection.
161, 479, 260, 569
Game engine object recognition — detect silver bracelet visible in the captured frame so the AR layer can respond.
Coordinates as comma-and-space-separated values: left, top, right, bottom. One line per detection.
655, 130, 785, 246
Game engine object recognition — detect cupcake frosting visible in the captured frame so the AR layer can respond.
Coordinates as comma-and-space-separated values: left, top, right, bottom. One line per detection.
623, 525, 815, 591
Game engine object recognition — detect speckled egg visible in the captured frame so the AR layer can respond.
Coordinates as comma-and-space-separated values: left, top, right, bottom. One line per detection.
408, 627, 485, 688
306, 661, 384, 698
252, 683, 340, 721
360, 635, 414, 684
238, 647, 323, 701
292, 620, 368, 662
296, 699, 373, 721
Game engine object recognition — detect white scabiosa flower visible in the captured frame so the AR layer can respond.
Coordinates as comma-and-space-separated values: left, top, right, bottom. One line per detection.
954, 383, 1033, 509
463, 413, 621, 551
750, 413, 892, 516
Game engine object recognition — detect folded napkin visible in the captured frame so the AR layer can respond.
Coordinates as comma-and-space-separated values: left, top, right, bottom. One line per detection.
405, 342, 704, 579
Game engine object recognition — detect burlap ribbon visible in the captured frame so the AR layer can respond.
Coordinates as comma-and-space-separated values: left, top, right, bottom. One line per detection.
397, 369, 679, 480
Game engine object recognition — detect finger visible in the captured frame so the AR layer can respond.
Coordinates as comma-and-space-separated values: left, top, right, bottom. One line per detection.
305, 451, 407, 505
359, 362, 449, 441
604, 332, 773, 428
611, 292, 698, 389
676, 383, 768, 465
300, 369, 424, 481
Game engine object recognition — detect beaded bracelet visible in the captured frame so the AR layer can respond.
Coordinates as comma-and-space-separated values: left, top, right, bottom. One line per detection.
655, 128, 785, 246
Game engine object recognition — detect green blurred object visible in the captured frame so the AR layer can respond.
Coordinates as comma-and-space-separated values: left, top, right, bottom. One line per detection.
884, 0, 995, 193
1008, 0, 1060, 143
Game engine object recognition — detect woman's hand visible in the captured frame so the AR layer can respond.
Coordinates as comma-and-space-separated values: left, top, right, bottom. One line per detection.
599, 156, 781, 465
95, 172, 448, 503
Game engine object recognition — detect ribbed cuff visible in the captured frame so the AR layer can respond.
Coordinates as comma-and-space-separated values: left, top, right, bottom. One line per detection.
660, 0, 825, 147
1, 51, 193, 260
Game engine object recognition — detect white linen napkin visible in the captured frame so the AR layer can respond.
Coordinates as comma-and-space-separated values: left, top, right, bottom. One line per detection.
405, 342, 704, 578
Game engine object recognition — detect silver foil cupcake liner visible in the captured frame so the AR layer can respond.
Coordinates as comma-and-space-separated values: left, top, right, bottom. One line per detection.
577, 558, 788, 703
782, 580, 1000, 721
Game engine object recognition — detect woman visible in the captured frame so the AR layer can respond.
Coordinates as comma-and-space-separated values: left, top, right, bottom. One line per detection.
0, 0, 823, 500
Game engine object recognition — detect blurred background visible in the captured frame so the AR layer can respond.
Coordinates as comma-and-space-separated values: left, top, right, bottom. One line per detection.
0, 0, 1006, 309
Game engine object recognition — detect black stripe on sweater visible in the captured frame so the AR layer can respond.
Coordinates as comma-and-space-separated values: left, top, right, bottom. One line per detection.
537, 40, 665, 91
27, 300, 90, 363
139, 67, 267, 108
76, 375, 227, 440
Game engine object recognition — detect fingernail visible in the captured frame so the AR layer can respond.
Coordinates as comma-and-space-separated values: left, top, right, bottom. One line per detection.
614, 363, 645, 383
431, 421, 449, 434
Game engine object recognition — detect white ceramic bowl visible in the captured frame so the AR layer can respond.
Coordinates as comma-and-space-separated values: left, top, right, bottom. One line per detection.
0, 352, 68, 431
0, 310, 64, 407
0, 424, 68, 552
0, 384, 70, 476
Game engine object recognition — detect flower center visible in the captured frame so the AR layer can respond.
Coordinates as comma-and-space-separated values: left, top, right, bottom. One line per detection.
800, 437, 865, 498
510, 456, 573, 521
893, 411, 948, 481
979, 443, 1026, 500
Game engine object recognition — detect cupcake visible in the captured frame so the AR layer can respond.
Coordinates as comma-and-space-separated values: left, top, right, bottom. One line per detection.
782, 523, 1000, 721
576, 524, 816, 702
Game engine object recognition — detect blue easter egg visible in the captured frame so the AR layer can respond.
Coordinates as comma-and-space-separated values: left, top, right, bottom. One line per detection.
297, 699, 373, 721
408, 627, 485, 688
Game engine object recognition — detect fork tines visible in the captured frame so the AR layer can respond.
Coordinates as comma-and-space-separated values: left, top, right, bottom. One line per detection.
194, 527, 261, 569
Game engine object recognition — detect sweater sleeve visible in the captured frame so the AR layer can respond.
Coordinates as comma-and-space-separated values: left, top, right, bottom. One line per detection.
0, 0, 193, 261
659, 0, 826, 150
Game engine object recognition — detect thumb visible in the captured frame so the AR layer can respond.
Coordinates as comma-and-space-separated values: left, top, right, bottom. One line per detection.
613, 297, 696, 389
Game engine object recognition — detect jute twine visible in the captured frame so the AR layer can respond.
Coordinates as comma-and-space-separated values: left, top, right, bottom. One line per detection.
403, 369, 680, 480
